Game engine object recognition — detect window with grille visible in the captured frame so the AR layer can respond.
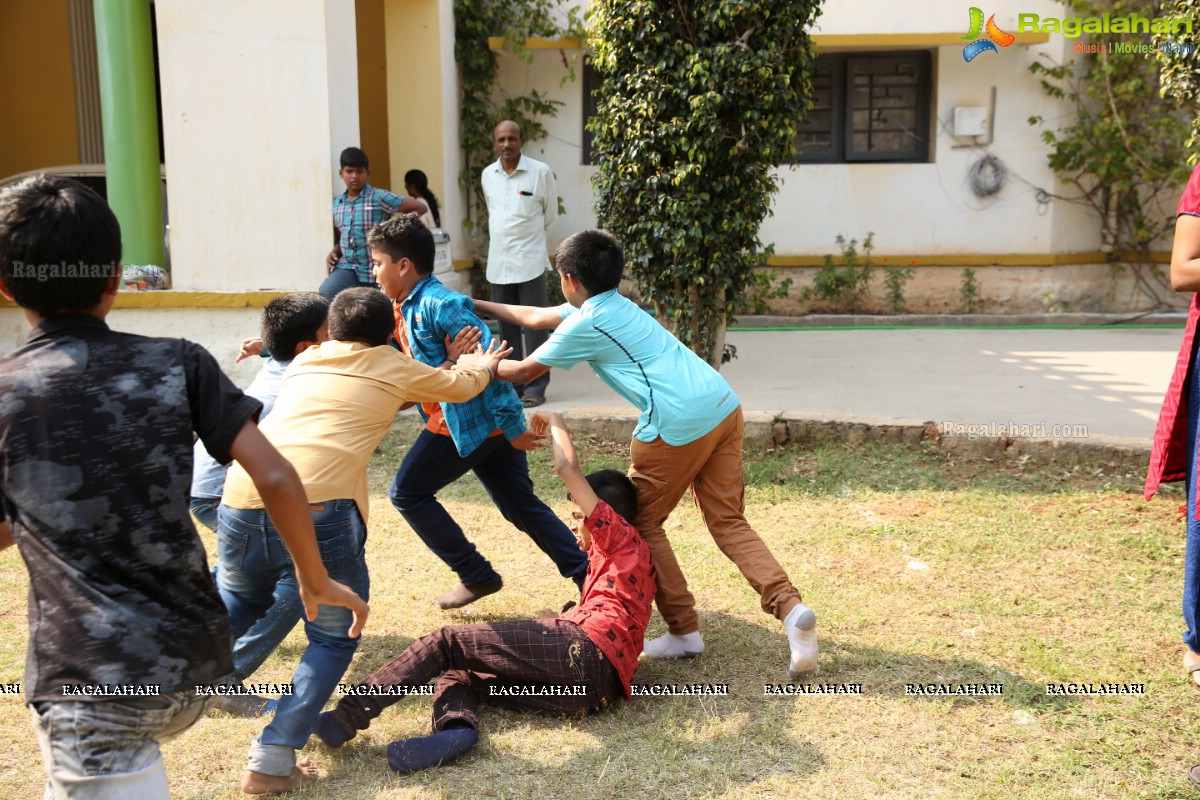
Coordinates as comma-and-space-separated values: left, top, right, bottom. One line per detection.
792, 51, 932, 163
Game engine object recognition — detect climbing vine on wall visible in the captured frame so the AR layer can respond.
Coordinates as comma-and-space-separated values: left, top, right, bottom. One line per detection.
454, 0, 581, 255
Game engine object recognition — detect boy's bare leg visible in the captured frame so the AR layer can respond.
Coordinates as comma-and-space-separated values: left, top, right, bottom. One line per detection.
241, 758, 319, 795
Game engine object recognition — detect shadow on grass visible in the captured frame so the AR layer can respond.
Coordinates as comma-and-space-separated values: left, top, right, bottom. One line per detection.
664, 612, 1075, 714
292, 612, 1083, 799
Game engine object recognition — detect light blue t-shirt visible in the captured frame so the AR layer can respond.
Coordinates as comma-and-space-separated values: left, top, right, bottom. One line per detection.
532, 289, 739, 445
190, 356, 290, 497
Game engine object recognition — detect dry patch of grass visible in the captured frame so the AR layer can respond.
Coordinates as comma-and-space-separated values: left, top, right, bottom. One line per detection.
0, 422, 1192, 799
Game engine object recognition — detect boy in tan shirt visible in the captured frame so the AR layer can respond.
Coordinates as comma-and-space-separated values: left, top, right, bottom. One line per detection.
218, 287, 508, 795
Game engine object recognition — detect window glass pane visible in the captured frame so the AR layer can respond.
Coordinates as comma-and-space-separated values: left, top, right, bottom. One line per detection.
846, 54, 928, 161
792, 58, 837, 161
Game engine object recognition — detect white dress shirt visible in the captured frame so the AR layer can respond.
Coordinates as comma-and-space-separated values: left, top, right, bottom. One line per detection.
482, 154, 557, 284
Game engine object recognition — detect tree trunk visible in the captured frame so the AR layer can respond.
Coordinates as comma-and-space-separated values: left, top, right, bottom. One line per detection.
707, 287, 727, 370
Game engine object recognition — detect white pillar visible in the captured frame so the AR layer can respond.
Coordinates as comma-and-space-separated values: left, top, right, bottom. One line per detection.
156, 0, 359, 291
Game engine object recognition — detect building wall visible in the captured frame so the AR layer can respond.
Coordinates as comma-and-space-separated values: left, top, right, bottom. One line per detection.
156, 0, 358, 291
384, 0, 445, 207
491, 0, 1103, 260
0, 3, 79, 178
356, 0, 392, 190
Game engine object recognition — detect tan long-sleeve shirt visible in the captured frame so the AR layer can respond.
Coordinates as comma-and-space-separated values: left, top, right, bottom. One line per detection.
223, 340, 490, 523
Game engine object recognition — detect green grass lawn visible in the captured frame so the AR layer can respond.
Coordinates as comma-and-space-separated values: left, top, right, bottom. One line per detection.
0, 419, 1191, 799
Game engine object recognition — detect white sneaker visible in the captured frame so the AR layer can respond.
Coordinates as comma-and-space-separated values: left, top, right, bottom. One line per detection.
784, 603, 818, 680
640, 631, 705, 659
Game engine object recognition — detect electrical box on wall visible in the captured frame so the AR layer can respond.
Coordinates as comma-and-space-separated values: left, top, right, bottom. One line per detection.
953, 106, 988, 137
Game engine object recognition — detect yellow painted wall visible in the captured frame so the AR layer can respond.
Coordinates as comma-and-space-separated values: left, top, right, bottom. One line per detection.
383, 0, 443, 197
0, 3, 79, 177
356, 0, 391, 189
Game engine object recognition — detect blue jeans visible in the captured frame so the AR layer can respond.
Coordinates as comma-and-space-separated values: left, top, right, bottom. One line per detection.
32, 692, 211, 799
209, 563, 304, 682
390, 429, 587, 588
1185, 338, 1200, 652
189, 496, 220, 532
318, 267, 373, 301
216, 500, 369, 777
198, 499, 303, 680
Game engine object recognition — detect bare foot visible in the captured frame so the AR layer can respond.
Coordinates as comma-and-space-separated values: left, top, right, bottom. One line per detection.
241, 758, 320, 795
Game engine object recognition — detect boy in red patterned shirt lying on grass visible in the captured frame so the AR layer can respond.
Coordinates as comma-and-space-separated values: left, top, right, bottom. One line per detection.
315, 410, 655, 773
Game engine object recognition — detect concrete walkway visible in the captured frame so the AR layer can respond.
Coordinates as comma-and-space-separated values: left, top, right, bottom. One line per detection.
531, 326, 1184, 446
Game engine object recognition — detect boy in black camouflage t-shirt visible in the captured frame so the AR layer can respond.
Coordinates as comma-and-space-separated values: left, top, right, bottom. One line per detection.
0, 175, 368, 799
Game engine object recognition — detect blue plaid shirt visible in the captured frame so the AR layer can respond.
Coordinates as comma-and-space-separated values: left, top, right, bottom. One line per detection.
333, 184, 404, 283
400, 275, 526, 456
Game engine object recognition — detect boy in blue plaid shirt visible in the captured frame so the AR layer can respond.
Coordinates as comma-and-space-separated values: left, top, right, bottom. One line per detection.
321, 147, 428, 301
369, 214, 588, 609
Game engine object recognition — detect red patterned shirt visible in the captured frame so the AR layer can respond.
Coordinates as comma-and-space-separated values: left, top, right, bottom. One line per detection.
561, 500, 655, 698
1146, 164, 1200, 513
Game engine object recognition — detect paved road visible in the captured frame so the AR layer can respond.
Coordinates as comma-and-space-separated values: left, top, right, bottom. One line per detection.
531, 326, 1183, 443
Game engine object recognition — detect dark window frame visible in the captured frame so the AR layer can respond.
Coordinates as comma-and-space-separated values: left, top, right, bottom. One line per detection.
582, 58, 600, 166
791, 50, 932, 164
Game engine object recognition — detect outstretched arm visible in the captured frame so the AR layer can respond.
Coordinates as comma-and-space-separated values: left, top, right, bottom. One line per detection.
496, 355, 551, 386
474, 298, 563, 331
228, 420, 369, 637
529, 411, 597, 516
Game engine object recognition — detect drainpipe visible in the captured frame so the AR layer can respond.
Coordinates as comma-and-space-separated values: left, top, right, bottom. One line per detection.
93, 0, 164, 273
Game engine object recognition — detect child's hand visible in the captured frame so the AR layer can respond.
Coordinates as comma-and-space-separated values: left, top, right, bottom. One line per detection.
510, 429, 546, 451
298, 576, 370, 638
528, 411, 565, 438
457, 338, 514, 375
443, 326, 483, 363
236, 337, 264, 362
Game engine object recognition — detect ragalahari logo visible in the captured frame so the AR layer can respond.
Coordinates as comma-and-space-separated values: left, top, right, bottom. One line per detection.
962, 7, 1016, 62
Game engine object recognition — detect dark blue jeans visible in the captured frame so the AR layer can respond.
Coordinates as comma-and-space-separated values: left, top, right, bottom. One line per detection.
390, 429, 587, 588
1185, 337, 1200, 652
318, 267, 374, 302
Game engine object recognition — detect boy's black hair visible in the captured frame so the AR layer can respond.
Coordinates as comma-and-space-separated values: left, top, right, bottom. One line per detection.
403, 169, 441, 227
0, 174, 121, 316
261, 294, 329, 361
569, 468, 639, 525
367, 214, 435, 276
340, 147, 369, 169
554, 229, 625, 296
327, 287, 394, 347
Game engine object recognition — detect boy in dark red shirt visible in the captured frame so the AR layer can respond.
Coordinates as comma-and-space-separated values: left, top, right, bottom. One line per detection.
315, 411, 654, 773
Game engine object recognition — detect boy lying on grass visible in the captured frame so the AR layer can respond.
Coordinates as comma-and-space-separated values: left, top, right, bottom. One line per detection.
315, 411, 654, 773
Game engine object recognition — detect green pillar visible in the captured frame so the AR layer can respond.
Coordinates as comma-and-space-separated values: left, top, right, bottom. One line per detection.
93, 0, 164, 272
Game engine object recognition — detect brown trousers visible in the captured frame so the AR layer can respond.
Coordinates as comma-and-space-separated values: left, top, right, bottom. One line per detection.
630, 406, 802, 634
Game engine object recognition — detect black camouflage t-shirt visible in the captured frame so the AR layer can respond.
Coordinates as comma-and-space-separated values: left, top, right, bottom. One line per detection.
0, 315, 262, 701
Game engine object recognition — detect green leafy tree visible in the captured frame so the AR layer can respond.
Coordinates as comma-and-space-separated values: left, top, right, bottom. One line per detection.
587, 0, 822, 366
1028, 0, 1192, 307
1156, 0, 1200, 161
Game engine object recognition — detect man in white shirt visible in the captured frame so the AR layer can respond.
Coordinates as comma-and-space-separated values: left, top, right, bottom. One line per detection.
481, 120, 556, 407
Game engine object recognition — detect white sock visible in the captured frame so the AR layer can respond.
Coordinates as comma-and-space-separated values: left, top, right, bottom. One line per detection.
784, 603, 818, 679
641, 630, 705, 658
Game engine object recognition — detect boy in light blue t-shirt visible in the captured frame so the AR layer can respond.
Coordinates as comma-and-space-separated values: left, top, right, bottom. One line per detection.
475, 229, 818, 680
